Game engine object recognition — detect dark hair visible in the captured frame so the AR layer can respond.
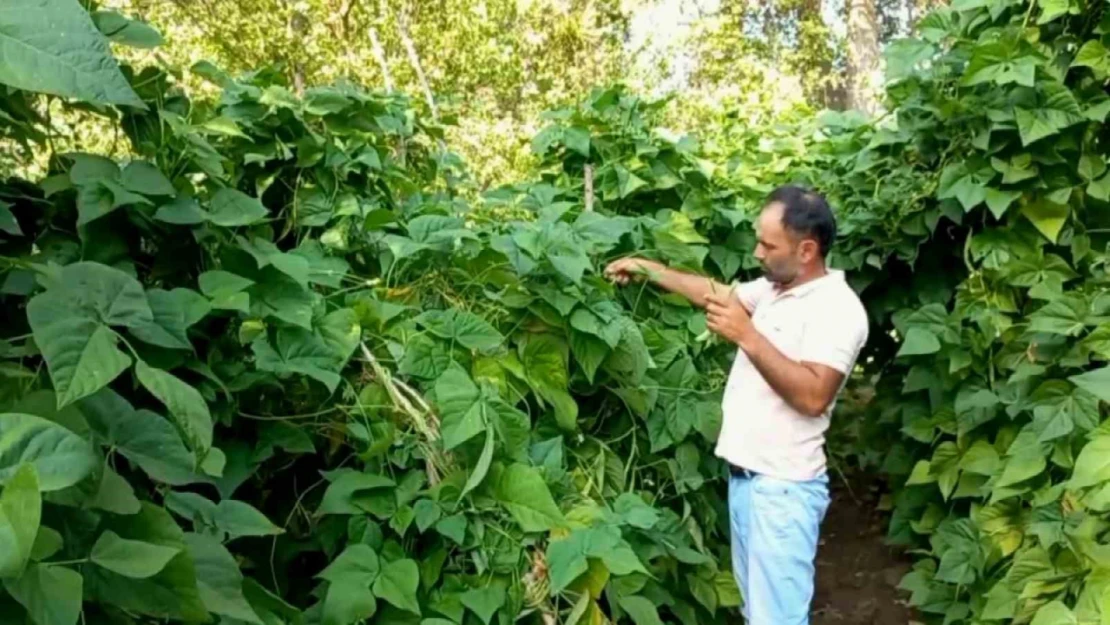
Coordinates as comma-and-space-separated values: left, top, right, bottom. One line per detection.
765, 184, 836, 257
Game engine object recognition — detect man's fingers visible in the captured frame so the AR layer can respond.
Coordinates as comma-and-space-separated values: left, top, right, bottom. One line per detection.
705, 292, 730, 308
706, 301, 728, 316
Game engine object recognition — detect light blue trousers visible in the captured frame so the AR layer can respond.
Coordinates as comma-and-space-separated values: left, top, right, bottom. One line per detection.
728, 469, 830, 625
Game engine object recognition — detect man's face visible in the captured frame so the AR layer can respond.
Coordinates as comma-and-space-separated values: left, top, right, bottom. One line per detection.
753, 202, 806, 285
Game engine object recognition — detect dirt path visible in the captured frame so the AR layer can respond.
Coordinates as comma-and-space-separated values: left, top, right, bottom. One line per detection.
811, 475, 919, 625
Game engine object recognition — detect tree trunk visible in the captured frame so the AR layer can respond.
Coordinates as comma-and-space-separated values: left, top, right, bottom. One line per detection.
396, 4, 439, 122
846, 0, 881, 114
368, 26, 394, 92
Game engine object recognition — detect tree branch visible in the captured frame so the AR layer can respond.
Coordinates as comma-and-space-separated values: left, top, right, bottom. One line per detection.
396, 3, 439, 122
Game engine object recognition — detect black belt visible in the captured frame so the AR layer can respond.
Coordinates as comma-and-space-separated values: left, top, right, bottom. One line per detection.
729, 464, 755, 478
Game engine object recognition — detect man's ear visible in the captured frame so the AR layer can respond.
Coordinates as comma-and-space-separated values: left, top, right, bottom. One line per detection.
798, 238, 820, 262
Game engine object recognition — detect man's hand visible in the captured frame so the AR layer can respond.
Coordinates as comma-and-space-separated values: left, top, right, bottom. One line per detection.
705, 291, 755, 347
604, 257, 664, 286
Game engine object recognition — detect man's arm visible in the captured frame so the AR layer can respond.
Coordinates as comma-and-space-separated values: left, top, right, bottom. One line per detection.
704, 292, 846, 417
734, 330, 845, 418
604, 257, 734, 310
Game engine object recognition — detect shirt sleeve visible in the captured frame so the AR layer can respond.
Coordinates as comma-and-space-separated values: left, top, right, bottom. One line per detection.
732, 278, 771, 313
800, 299, 869, 374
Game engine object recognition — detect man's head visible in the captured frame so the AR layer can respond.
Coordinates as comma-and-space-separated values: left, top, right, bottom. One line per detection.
753, 185, 836, 286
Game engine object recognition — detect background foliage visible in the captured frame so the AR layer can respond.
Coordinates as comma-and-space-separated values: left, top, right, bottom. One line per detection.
4, 2, 1110, 625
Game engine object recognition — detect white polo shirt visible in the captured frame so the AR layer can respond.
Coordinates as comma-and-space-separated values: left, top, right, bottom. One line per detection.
716, 270, 869, 482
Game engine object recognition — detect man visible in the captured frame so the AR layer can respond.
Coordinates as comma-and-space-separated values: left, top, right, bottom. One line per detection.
604, 185, 869, 625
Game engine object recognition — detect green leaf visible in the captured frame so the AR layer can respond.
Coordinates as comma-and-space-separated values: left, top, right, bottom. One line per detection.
546, 533, 589, 593
461, 426, 495, 499
208, 189, 269, 227
569, 331, 609, 383
416, 309, 503, 351
168, 493, 283, 540
254, 422, 314, 461
959, 440, 1001, 476
0, 464, 40, 578
316, 308, 362, 362
564, 126, 590, 157
0, 0, 145, 107
29, 527, 62, 562
1088, 171, 1110, 201
251, 329, 343, 392
1079, 154, 1107, 182
434, 368, 486, 449
200, 448, 224, 478
520, 334, 577, 430
240, 238, 310, 287
493, 463, 565, 532
200, 272, 253, 313
130, 288, 208, 350
985, 188, 1022, 219
435, 514, 466, 544
897, 327, 941, 357
323, 579, 376, 625
1037, 0, 1070, 24
1071, 433, 1110, 489
992, 156, 1038, 184
92, 11, 163, 48
615, 165, 648, 198
962, 42, 1038, 87
371, 558, 421, 615
1030, 381, 1099, 441
414, 500, 441, 533
0, 201, 22, 236
400, 336, 451, 379
27, 262, 152, 406
316, 470, 394, 516
92, 465, 141, 514
618, 596, 664, 625
1070, 366, 1110, 404
1073, 40, 1110, 75
318, 544, 381, 586
613, 493, 660, 529
69, 153, 118, 184
0, 413, 98, 491
3, 564, 83, 625
1022, 198, 1071, 243
291, 241, 350, 287
1015, 83, 1084, 146
185, 532, 263, 624
91, 530, 181, 578
884, 38, 935, 82
79, 390, 201, 486
164, 491, 216, 527
1031, 600, 1077, 625
1030, 294, 1088, 335
569, 308, 622, 348
120, 161, 173, 195
84, 503, 206, 621
154, 197, 208, 225
135, 360, 213, 454
212, 500, 283, 540
461, 586, 506, 625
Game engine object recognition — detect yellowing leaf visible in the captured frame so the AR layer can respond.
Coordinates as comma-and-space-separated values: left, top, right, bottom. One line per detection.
1022, 198, 1071, 243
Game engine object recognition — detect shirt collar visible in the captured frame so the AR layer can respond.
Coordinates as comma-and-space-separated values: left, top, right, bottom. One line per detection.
773, 269, 845, 299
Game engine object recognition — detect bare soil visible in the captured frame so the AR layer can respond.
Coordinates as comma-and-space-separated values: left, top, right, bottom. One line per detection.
811, 474, 920, 625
